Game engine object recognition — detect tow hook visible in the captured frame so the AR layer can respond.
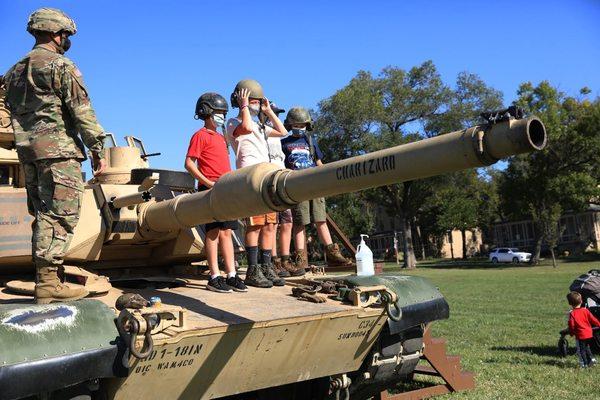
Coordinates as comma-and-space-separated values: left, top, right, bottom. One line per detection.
330, 374, 351, 400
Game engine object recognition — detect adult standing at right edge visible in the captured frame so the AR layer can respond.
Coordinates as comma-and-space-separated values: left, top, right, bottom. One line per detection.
4, 8, 106, 304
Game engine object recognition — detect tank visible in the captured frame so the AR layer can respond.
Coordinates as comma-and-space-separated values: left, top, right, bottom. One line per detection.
0, 82, 547, 400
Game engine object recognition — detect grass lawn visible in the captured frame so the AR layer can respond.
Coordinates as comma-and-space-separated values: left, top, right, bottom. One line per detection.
385, 257, 600, 399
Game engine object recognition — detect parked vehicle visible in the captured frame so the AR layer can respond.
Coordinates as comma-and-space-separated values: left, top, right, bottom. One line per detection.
489, 248, 532, 264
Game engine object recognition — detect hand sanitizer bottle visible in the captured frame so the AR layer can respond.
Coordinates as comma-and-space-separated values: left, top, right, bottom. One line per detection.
356, 234, 374, 276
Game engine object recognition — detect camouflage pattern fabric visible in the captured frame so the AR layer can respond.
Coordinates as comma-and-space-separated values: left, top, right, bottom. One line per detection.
23, 158, 83, 267
3, 44, 105, 162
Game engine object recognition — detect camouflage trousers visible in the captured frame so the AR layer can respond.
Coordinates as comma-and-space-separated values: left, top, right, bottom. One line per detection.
23, 158, 83, 268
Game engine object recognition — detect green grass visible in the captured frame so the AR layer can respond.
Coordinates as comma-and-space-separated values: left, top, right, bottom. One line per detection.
385, 257, 600, 399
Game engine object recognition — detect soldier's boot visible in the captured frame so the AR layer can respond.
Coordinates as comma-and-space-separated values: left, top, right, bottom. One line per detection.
293, 249, 309, 272
273, 257, 291, 278
325, 243, 354, 267
260, 263, 286, 286
244, 264, 273, 288
35, 266, 89, 304
282, 257, 305, 277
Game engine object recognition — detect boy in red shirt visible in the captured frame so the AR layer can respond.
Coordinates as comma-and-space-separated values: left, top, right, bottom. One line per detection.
567, 291, 599, 367
185, 92, 247, 293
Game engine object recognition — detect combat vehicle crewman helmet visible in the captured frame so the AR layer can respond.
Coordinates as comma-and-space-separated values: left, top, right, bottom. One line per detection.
230, 79, 264, 108
284, 106, 313, 131
195, 93, 229, 120
27, 7, 77, 35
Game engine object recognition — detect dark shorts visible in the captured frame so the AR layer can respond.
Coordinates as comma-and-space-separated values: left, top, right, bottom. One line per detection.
278, 209, 293, 224
199, 185, 238, 232
292, 197, 327, 226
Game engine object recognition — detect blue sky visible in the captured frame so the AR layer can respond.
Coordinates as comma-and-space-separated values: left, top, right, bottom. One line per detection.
2, 1, 599, 172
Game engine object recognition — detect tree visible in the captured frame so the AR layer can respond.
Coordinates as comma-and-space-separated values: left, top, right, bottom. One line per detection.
316, 62, 504, 267
500, 82, 600, 263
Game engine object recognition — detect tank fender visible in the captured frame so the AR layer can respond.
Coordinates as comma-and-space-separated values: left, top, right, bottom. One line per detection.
339, 274, 449, 334
0, 299, 126, 400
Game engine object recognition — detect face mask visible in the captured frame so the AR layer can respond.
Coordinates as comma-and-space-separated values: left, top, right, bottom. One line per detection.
248, 104, 260, 116
291, 128, 306, 136
212, 113, 225, 127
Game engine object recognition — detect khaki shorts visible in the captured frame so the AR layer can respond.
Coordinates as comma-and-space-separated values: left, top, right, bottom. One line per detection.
292, 197, 327, 226
247, 212, 277, 226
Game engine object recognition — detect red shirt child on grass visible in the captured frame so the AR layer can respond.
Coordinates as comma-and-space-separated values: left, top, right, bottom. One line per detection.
185, 92, 247, 294
567, 291, 599, 368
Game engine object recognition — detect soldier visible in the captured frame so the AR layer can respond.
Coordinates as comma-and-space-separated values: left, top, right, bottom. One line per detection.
4, 8, 106, 304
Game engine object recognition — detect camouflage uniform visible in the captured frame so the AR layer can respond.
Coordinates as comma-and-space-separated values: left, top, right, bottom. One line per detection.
4, 9, 105, 302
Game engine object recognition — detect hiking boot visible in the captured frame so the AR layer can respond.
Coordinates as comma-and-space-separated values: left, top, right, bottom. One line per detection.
35, 266, 89, 304
206, 276, 233, 293
282, 257, 305, 277
244, 264, 273, 288
294, 250, 308, 271
261, 263, 286, 286
325, 243, 353, 267
273, 257, 291, 278
226, 275, 248, 292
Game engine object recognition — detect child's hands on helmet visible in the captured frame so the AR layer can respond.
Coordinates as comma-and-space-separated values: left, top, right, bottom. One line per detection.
236, 88, 250, 108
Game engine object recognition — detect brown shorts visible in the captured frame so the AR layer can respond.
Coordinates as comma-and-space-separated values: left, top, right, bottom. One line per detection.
292, 197, 327, 226
247, 212, 277, 226
278, 209, 293, 224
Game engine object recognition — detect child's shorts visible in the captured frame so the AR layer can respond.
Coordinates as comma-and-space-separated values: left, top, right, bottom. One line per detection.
292, 197, 327, 226
246, 212, 277, 226
278, 209, 293, 224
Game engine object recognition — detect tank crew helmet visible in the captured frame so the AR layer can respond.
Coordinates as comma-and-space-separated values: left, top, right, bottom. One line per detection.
284, 106, 313, 131
27, 8, 77, 35
259, 102, 285, 125
230, 79, 264, 108
195, 93, 228, 128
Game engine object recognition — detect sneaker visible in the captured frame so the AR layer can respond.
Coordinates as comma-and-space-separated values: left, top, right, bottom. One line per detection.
206, 276, 233, 293
261, 263, 286, 286
244, 264, 273, 288
226, 275, 248, 292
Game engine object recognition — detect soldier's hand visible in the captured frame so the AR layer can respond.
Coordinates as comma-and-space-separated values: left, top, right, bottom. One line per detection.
92, 154, 107, 176
237, 88, 250, 108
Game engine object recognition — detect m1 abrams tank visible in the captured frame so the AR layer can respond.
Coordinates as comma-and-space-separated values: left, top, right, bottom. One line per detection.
0, 82, 546, 400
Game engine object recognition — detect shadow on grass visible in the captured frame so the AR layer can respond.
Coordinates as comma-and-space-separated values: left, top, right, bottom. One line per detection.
490, 345, 562, 358
560, 252, 600, 263
387, 258, 526, 270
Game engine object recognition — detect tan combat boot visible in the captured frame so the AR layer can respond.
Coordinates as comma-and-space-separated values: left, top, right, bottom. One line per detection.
273, 257, 291, 278
325, 243, 353, 267
293, 250, 308, 271
35, 266, 89, 304
282, 256, 305, 277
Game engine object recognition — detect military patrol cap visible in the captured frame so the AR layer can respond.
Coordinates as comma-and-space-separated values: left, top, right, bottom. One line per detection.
285, 106, 313, 131
231, 79, 264, 108
27, 8, 77, 35
195, 92, 229, 120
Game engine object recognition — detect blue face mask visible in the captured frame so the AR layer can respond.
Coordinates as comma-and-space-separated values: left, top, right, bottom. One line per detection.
291, 128, 306, 136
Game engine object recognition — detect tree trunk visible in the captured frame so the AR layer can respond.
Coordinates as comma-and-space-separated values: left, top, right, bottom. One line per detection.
531, 233, 543, 265
550, 247, 557, 268
401, 215, 417, 269
400, 182, 417, 269
413, 216, 426, 261
448, 232, 455, 260
461, 228, 468, 260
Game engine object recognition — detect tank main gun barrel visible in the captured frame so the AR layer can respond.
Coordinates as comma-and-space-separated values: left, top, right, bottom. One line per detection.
138, 116, 546, 236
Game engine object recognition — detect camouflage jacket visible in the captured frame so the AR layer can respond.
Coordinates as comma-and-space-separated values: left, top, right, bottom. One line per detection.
3, 44, 105, 162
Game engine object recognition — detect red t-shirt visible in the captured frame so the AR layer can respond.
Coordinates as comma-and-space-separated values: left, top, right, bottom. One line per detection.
569, 307, 600, 340
186, 127, 231, 182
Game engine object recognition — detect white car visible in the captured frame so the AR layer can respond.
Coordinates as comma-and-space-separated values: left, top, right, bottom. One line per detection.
489, 248, 532, 264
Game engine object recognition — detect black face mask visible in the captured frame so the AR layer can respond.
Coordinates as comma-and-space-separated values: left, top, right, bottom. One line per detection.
60, 35, 71, 53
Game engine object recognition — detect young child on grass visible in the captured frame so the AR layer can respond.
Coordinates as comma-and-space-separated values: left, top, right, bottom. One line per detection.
185, 92, 247, 293
567, 291, 599, 368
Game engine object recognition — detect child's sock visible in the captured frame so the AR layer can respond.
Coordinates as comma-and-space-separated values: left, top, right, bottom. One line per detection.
260, 249, 272, 265
245, 246, 258, 266
210, 273, 220, 280
227, 271, 236, 278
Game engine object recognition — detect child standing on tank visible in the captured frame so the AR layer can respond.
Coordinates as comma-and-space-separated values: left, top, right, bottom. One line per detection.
280, 107, 353, 269
567, 291, 599, 368
225, 80, 288, 289
185, 92, 247, 293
